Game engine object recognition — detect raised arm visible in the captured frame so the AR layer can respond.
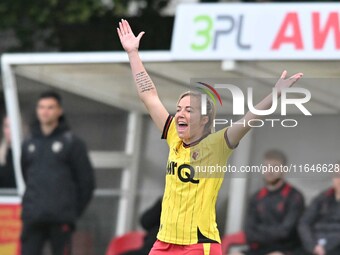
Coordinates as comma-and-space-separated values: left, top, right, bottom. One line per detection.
226, 71, 303, 147
117, 19, 169, 132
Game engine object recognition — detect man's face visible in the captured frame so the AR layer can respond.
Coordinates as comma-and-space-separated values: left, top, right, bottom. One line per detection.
263, 158, 284, 185
36, 98, 62, 125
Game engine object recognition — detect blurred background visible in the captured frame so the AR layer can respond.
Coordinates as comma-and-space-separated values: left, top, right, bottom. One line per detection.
1, 0, 340, 255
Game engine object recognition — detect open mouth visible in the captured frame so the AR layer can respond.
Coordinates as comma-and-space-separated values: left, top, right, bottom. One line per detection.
178, 121, 188, 126
177, 121, 188, 132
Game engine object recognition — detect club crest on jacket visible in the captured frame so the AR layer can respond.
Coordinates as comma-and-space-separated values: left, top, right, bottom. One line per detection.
52, 141, 63, 153
28, 144, 35, 153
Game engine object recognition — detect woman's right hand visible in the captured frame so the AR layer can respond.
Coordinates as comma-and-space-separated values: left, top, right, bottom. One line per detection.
117, 19, 145, 53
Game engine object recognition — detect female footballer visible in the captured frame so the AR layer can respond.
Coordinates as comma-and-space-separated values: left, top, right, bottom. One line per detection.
117, 19, 303, 255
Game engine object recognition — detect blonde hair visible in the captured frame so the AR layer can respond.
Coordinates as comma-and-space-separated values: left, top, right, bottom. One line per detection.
177, 91, 216, 134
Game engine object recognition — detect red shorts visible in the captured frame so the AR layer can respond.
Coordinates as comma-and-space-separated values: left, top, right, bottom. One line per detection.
149, 240, 222, 255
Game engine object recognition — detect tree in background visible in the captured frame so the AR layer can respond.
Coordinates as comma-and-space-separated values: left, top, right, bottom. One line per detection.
0, 0, 109, 51
0, 0, 171, 52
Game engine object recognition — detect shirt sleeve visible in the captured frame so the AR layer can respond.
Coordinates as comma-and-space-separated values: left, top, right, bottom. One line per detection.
70, 137, 96, 217
211, 127, 238, 156
20, 141, 28, 183
161, 115, 179, 146
224, 128, 239, 150
298, 193, 324, 253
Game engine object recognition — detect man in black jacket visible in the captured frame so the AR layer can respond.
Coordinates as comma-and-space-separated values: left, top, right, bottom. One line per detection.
233, 150, 305, 255
20, 91, 95, 255
298, 170, 340, 255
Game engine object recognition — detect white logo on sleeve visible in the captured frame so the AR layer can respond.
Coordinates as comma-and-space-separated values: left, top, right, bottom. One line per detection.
52, 141, 63, 153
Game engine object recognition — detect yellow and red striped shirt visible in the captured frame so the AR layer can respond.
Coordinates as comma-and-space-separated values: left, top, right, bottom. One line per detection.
157, 115, 235, 245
